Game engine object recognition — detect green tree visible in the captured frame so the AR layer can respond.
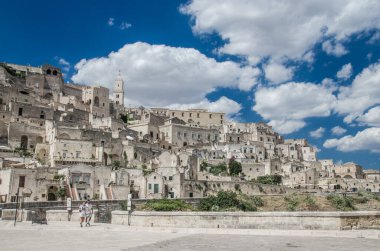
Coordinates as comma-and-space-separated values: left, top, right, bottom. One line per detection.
228, 159, 242, 176
112, 160, 121, 170
119, 114, 128, 123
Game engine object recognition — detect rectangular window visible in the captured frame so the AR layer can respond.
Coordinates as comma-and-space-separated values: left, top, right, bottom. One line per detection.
148, 183, 152, 190
18, 108, 23, 116
154, 184, 159, 193
209, 114, 212, 119
18, 176, 25, 188
11, 196, 17, 202
169, 176, 173, 181
197, 113, 200, 118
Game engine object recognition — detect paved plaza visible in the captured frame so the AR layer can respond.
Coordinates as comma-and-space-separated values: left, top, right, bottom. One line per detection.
0, 221, 379, 251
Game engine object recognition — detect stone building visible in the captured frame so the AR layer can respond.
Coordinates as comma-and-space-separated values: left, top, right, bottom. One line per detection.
82, 86, 110, 118
2, 60, 380, 203
330, 162, 365, 179
0, 166, 61, 203
151, 108, 225, 127
159, 119, 219, 147
113, 72, 125, 106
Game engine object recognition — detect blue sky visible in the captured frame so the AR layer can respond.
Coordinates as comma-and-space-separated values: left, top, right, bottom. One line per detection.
1, 0, 380, 170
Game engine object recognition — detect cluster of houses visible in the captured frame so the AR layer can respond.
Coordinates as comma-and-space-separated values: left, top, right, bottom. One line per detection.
0, 62, 379, 203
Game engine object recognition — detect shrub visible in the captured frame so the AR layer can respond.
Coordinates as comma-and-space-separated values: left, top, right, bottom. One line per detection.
200, 161, 208, 172
199, 191, 256, 212
229, 160, 242, 176
257, 175, 282, 185
234, 184, 241, 192
53, 174, 65, 180
142, 199, 193, 211
327, 194, 355, 211
304, 195, 318, 210
358, 190, 380, 201
209, 163, 227, 175
250, 196, 264, 207
285, 195, 299, 211
143, 169, 154, 176
112, 160, 121, 170
55, 188, 66, 198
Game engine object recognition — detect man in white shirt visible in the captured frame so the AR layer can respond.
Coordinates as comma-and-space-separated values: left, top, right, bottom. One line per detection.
85, 200, 94, 227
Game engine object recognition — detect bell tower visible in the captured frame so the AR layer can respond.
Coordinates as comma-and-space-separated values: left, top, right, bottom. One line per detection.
113, 71, 124, 106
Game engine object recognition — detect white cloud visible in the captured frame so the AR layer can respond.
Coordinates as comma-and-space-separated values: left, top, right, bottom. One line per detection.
324, 127, 380, 153
310, 127, 325, 138
57, 58, 70, 72
120, 22, 132, 30
268, 120, 306, 135
336, 63, 353, 80
322, 40, 348, 57
108, 18, 115, 26
263, 62, 294, 84
335, 61, 380, 123
368, 31, 380, 44
167, 96, 242, 119
72, 42, 259, 108
321, 78, 338, 91
237, 66, 261, 91
253, 82, 336, 134
331, 126, 347, 136
181, 0, 380, 63
357, 106, 380, 126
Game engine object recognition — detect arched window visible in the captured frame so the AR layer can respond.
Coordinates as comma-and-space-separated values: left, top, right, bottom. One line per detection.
46, 69, 51, 75
94, 96, 100, 107
36, 136, 43, 144
52, 70, 58, 76
20, 135, 28, 149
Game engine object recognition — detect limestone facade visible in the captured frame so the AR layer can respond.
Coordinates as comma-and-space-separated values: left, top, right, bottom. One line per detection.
0, 61, 379, 203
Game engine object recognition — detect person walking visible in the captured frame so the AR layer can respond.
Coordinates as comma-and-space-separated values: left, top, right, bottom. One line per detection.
85, 200, 93, 227
79, 201, 86, 227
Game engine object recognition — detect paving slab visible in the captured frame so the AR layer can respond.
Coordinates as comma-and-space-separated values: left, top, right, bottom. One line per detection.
0, 221, 379, 251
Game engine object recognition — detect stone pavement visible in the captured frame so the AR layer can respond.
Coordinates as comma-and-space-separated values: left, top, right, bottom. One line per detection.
0, 221, 379, 251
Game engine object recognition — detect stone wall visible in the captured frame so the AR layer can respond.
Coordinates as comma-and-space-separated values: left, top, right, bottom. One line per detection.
1, 209, 32, 221
46, 209, 97, 223
111, 211, 380, 230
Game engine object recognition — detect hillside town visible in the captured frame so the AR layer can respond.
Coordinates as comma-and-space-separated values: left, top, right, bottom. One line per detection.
0, 62, 379, 204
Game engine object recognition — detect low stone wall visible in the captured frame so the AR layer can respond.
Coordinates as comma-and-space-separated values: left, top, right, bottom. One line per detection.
1, 209, 32, 221
111, 211, 380, 230
46, 210, 98, 223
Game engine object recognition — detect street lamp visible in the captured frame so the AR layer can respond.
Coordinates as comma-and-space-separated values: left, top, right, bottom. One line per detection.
13, 188, 32, 227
